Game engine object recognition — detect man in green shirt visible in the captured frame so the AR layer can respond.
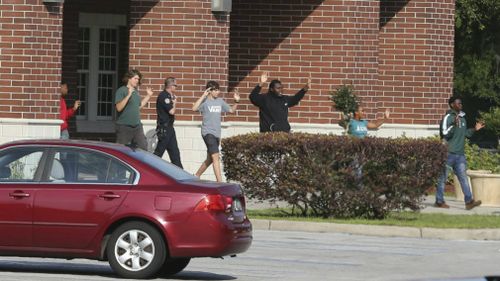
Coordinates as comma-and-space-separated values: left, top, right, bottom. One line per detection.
115, 69, 153, 150
435, 96, 485, 210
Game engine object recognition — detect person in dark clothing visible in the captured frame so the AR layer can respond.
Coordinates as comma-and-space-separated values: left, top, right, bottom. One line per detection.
249, 72, 311, 132
153, 77, 183, 168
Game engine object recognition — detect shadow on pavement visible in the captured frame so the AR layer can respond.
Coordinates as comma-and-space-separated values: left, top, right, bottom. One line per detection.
0, 259, 114, 277
165, 271, 236, 280
0, 259, 236, 280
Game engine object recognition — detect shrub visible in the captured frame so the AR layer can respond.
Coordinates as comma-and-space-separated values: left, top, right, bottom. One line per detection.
222, 133, 447, 219
480, 106, 500, 137
465, 140, 500, 173
330, 84, 359, 130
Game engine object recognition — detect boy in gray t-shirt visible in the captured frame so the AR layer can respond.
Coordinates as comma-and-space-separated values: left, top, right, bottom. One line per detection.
192, 81, 240, 182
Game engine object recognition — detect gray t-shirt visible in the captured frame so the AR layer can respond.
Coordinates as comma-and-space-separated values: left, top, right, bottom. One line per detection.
199, 98, 231, 138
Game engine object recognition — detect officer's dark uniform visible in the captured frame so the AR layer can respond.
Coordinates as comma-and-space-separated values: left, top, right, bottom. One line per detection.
153, 90, 183, 168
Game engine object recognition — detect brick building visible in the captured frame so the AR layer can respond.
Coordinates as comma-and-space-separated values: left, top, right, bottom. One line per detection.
0, 0, 455, 179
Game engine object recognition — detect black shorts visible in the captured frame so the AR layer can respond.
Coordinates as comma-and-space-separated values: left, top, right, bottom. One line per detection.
202, 134, 220, 154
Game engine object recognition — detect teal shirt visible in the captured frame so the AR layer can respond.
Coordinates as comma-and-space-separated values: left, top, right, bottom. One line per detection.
115, 86, 141, 126
348, 119, 368, 139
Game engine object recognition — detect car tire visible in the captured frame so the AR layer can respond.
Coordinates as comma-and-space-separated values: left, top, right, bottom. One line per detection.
107, 221, 166, 279
160, 257, 191, 276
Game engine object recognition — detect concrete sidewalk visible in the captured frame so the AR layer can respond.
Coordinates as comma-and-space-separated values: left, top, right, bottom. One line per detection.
248, 196, 500, 241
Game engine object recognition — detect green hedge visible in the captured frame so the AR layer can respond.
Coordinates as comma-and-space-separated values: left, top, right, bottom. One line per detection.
222, 133, 447, 219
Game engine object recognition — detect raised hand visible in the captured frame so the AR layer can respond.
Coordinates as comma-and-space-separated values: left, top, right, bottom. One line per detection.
203, 88, 211, 97
146, 87, 153, 97
233, 89, 240, 102
305, 76, 312, 90
475, 121, 485, 131
73, 100, 81, 110
384, 109, 390, 119
260, 72, 268, 85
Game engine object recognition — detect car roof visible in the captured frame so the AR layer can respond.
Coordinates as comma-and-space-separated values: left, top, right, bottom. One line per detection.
0, 139, 135, 154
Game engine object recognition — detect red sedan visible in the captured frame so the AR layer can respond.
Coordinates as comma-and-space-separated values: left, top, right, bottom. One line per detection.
0, 139, 252, 279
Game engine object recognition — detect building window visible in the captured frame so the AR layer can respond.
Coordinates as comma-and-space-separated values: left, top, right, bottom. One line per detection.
76, 13, 126, 133
77, 27, 90, 116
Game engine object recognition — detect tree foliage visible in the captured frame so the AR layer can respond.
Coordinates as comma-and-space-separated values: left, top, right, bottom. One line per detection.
454, 0, 500, 141
330, 84, 359, 132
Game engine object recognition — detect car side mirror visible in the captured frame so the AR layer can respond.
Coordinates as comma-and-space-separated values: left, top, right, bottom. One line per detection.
0, 166, 11, 179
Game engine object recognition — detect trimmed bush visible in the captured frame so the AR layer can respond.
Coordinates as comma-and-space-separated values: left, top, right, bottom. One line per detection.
222, 133, 447, 219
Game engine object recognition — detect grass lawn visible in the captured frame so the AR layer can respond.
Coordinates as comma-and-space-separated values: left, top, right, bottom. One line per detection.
247, 208, 500, 229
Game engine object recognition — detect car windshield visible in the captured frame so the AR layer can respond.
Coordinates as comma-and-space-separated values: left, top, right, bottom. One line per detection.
126, 149, 196, 182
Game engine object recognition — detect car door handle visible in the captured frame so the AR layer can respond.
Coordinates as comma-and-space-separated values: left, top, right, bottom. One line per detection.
99, 193, 121, 200
9, 191, 30, 198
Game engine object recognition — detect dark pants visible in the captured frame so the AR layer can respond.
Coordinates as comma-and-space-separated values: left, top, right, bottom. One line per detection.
116, 123, 148, 151
154, 125, 183, 168
202, 134, 220, 155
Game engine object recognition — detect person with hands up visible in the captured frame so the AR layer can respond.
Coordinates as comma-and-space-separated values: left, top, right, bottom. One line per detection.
114, 69, 153, 150
192, 81, 240, 182
59, 81, 81, 139
153, 77, 183, 168
249, 71, 310, 133
435, 96, 485, 210
345, 106, 391, 139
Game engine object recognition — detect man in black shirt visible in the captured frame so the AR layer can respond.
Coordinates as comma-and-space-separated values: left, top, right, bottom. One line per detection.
249, 72, 311, 132
153, 77, 183, 168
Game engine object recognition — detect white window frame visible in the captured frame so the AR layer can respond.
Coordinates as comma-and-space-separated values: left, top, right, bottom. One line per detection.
76, 13, 126, 133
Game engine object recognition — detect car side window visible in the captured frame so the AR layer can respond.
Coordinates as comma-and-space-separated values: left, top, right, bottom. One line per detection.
0, 147, 44, 182
107, 160, 134, 184
50, 149, 134, 184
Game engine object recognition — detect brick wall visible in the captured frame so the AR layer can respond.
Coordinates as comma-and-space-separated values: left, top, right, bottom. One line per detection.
62, 0, 129, 99
61, 0, 129, 141
229, 0, 381, 124
0, 0, 63, 120
0, 0, 455, 144
379, 0, 455, 125
128, 0, 231, 123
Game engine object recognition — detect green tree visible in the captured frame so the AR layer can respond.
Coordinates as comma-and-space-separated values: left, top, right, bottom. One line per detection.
454, 0, 500, 146
330, 84, 359, 134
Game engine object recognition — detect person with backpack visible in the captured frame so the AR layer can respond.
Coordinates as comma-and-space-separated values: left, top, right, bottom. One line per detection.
435, 96, 485, 210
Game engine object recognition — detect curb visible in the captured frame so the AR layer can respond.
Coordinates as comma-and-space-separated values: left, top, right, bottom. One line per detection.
252, 219, 500, 241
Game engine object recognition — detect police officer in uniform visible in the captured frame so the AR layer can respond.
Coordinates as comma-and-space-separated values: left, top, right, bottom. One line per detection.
153, 77, 183, 168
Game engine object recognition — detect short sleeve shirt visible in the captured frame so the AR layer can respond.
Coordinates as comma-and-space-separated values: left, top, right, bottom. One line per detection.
348, 119, 369, 139
156, 90, 175, 127
115, 86, 141, 126
199, 98, 231, 138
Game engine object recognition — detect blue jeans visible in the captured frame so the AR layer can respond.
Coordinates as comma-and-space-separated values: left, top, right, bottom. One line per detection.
60, 129, 69, 140
436, 153, 472, 203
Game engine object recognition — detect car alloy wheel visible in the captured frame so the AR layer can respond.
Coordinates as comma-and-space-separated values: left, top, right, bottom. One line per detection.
107, 221, 166, 279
